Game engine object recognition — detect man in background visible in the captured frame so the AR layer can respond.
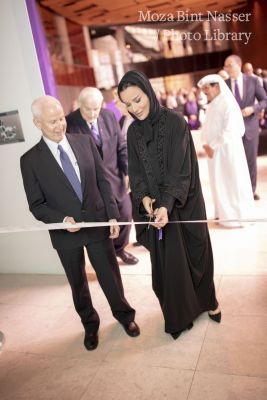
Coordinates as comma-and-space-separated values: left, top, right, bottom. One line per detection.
224, 55, 267, 200
66, 87, 138, 265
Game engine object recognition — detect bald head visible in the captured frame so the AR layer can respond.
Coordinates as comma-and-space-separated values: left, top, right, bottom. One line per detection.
31, 95, 66, 143
224, 55, 242, 79
78, 87, 103, 123
243, 62, 253, 76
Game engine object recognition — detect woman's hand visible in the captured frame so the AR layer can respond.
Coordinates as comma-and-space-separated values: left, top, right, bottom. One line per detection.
142, 196, 156, 216
109, 219, 120, 239
124, 175, 131, 194
152, 207, 168, 228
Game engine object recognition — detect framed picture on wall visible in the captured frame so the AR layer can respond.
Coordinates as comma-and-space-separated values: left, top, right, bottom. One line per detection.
0, 110, 24, 145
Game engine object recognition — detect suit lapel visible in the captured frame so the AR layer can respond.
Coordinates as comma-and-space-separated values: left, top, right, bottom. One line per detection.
225, 79, 231, 91
66, 134, 86, 192
97, 114, 108, 151
38, 137, 84, 198
77, 110, 90, 134
37, 138, 63, 179
226, 78, 245, 108
242, 74, 247, 106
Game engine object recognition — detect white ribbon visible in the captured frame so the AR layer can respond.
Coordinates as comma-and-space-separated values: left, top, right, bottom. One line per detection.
0, 218, 266, 234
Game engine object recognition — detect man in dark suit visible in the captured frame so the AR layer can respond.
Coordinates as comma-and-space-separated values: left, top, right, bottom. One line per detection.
65, 87, 138, 265
224, 55, 267, 200
20, 96, 140, 351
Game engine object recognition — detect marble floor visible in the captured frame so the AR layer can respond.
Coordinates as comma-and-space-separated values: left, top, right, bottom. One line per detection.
0, 156, 267, 400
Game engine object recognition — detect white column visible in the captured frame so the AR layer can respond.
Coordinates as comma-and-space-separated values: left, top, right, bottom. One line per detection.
54, 14, 74, 72
115, 27, 129, 64
0, 0, 62, 273
83, 25, 94, 68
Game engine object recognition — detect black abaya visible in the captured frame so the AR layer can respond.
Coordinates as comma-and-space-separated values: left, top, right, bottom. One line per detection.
127, 108, 218, 333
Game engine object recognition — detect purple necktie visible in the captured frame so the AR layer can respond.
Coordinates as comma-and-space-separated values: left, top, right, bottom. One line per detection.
58, 145, 83, 202
90, 122, 102, 147
234, 80, 241, 105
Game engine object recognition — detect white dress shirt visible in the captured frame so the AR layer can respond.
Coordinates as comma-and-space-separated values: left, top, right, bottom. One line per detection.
43, 135, 81, 182
231, 73, 243, 99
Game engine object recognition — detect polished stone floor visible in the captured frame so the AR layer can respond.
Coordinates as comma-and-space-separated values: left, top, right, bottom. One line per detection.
0, 156, 267, 400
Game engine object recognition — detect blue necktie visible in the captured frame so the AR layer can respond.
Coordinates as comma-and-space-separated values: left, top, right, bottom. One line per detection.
90, 122, 102, 147
58, 145, 83, 202
234, 80, 241, 105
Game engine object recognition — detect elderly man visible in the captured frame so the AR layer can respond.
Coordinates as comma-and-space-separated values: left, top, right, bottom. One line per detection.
20, 96, 140, 351
66, 87, 138, 265
224, 54, 267, 200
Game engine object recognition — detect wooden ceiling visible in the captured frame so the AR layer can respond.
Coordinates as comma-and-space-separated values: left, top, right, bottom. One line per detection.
37, 0, 249, 27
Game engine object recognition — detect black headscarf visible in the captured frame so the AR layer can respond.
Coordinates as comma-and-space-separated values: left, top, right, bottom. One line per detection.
118, 70, 161, 141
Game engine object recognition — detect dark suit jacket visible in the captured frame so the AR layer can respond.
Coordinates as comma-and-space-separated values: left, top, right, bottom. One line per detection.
226, 75, 267, 139
66, 108, 128, 202
20, 134, 119, 250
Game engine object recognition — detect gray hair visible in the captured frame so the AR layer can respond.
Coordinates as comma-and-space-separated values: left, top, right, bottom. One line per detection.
78, 87, 103, 105
31, 95, 62, 118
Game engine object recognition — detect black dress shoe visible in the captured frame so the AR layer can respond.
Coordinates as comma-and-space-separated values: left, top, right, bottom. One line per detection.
84, 332, 98, 351
171, 322, 193, 340
121, 321, 140, 337
116, 250, 138, 265
208, 311, 222, 323
253, 193, 260, 200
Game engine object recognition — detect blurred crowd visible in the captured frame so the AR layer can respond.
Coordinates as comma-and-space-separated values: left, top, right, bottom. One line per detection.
70, 62, 267, 135
153, 62, 267, 133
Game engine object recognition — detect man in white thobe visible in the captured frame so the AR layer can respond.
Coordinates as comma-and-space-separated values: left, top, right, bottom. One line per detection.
198, 74, 254, 228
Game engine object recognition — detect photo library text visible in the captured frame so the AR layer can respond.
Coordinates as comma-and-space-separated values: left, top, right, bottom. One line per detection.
159, 29, 252, 45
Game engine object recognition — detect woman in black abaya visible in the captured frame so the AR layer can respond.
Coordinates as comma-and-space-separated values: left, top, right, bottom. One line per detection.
118, 71, 221, 339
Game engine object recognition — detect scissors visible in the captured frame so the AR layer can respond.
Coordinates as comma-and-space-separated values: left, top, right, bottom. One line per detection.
146, 201, 163, 240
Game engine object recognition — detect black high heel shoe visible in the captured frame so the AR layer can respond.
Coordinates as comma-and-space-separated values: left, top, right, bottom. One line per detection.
208, 311, 221, 323
171, 322, 193, 340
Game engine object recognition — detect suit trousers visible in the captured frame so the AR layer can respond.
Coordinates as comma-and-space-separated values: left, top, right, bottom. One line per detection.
57, 238, 135, 333
242, 134, 259, 193
113, 193, 132, 254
